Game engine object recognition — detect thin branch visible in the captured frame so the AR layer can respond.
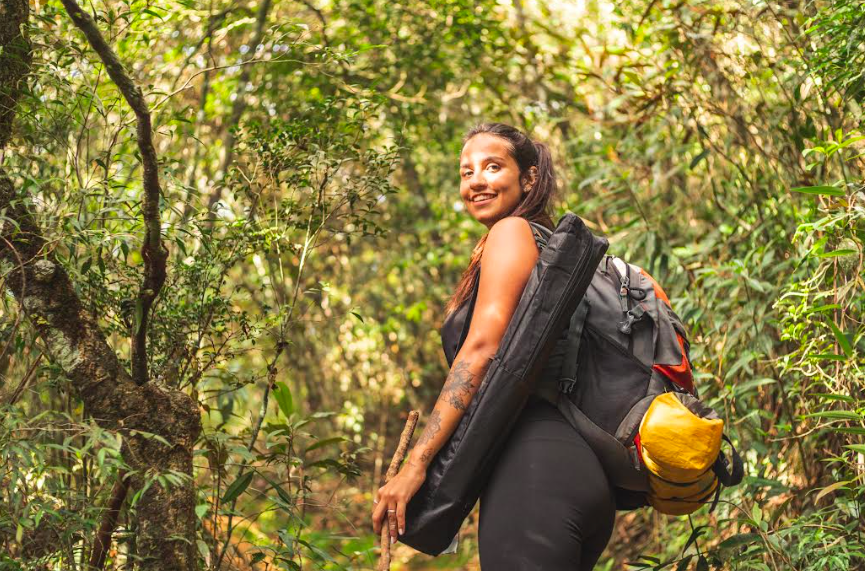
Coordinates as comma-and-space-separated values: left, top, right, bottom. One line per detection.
6, 353, 43, 407
89, 470, 130, 570
61, 0, 168, 385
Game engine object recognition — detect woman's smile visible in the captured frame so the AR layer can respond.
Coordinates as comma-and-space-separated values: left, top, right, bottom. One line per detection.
470, 193, 497, 205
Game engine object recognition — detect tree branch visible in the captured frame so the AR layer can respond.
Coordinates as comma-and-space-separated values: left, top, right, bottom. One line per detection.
60, 0, 168, 385
89, 470, 130, 570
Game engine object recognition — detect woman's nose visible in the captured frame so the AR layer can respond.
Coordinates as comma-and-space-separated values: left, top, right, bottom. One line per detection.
469, 171, 487, 189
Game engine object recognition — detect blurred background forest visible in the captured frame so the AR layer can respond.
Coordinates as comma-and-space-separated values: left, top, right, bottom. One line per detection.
1, 0, 863, 569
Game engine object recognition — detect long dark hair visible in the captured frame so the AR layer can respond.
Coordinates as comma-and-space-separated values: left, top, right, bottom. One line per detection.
445, 122, 557, 315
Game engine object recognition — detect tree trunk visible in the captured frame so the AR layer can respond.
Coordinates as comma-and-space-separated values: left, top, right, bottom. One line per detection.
0, 2, 201, 569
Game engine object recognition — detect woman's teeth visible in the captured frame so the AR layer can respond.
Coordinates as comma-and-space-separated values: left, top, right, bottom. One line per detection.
472, 194, 495, 203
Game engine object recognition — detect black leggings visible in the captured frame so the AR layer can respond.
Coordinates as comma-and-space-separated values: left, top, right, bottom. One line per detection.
478, 396, 616, 570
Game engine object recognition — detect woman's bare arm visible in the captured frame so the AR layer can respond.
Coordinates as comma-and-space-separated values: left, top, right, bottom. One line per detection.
405, 216, 540, 471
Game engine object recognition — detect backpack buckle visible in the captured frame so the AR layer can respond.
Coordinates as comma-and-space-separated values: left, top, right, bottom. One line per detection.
618, 304, 647, 334
628, 445, 642, 470
558, 377, 576, 394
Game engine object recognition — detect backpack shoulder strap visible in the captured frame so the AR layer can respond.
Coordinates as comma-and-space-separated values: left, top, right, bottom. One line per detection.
526, 220, 552, 250
558, 298, 590, 394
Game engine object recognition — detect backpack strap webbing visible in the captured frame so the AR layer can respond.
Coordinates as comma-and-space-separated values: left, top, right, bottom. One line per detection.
527, 220, 552, 249
558, 299, 590, 394
713, 433, 744, 487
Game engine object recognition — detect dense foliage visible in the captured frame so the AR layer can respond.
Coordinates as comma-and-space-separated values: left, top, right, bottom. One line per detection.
0, 0, 863, 569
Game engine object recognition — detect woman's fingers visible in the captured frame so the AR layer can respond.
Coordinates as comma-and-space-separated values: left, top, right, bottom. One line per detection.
396, 498, 407, 536
372, 476, 416, 541
371, 495, 388, 534
387, 506, 398, 542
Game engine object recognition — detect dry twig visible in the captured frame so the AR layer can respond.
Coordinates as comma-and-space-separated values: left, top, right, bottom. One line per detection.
378, 410, 419, 571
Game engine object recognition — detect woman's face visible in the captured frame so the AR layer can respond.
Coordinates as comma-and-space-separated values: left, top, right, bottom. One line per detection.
459, 133, 527, 229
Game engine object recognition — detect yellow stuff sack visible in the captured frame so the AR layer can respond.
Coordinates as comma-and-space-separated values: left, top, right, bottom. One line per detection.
647, 471, 720, 515
638, 392, 725, 515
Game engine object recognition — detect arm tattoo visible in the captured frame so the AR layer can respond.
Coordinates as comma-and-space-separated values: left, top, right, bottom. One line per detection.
441, 358, 476, 411
416, 408, 442, 447
420, 449, 433, 463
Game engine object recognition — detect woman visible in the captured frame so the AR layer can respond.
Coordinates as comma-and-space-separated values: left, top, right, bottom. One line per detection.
372, 123, 616, 570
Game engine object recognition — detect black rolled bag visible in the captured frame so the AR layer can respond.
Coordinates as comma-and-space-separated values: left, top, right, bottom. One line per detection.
400, 213, 609, 556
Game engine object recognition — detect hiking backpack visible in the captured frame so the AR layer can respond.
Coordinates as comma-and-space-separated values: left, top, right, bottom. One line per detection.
528, 221, 744, 515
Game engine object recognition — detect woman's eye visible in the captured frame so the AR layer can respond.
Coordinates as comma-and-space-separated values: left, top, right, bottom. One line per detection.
462, 171, 472, 178
488, 164, 500, 171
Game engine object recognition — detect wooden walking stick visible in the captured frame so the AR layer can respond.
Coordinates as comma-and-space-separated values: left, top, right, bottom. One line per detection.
377, 410, 420, 571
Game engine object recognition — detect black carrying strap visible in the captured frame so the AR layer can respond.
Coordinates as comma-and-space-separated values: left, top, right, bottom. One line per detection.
713, 433, 744, 487
708, 481, 722, 513
707, 434, 744, 513
558, 299, 589, 394
528, 220, 552, 249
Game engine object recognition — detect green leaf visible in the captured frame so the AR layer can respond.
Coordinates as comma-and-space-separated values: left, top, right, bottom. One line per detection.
195, 503, 209, 519
814, 479, 852, 502
222, 471, 254, 504
801, 410, 862, 420
835, 427, 865, 435
827, 320, 854, 358
733, 378, 776, 396
844, 444, 865, 454
751, 504, 762, 524
133, 300, 144, 335
809, 392, 855, 403
743, 476, 787, 489
689, 149, 710, 169
818, 248, 858, 258
719, 531, 755, 556
305, 436, 346, 452
272, 382, 294, 418
806, 353, 848, 361
262, 475, 294, 508
791, 185, 845, 196
196, 539, 209, 558
684, 524, 707, 553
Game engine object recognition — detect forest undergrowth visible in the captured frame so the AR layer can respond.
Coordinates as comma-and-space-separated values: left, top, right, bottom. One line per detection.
1, 0, 863, 570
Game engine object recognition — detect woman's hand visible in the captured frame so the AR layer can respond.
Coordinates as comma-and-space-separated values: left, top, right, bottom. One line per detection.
372, 461, 427, 544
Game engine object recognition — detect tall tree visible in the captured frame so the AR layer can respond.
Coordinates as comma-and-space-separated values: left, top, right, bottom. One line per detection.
0, 1, 200, 568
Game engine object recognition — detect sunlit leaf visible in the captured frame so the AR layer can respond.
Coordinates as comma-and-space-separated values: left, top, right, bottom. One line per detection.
222, 471, 254, 504
272, 382, 294, 418
791, 185, 845, 196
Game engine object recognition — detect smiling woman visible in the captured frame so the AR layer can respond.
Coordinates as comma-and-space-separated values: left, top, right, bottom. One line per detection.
372, 122, 616, 570
445, 123, 557, 317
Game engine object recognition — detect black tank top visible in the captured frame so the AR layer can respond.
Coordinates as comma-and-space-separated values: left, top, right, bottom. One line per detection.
439, 229, 568, 403
441, 271, 481, 368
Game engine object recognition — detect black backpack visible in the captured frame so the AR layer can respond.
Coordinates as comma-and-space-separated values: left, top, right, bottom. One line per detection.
528, 221, 744, 514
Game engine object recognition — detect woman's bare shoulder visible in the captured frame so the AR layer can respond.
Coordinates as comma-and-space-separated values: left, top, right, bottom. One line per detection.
485, 216, 537, 255
480, 216, 538, 274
